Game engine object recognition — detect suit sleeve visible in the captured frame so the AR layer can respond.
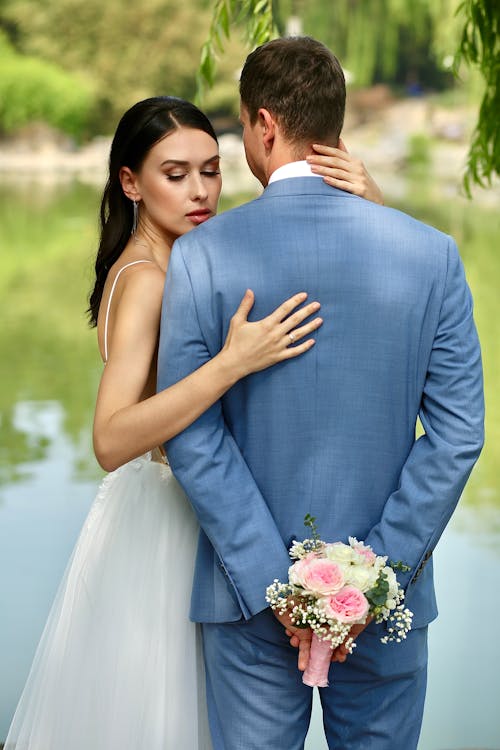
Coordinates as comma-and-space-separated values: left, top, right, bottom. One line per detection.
365, 237, 484, 590
157, 241, 291, 619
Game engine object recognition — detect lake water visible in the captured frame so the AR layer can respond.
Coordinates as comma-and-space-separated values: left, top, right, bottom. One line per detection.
1, 178, 499, 748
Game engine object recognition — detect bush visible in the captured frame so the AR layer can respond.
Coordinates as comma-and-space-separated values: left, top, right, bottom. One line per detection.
0, 33, 96, 139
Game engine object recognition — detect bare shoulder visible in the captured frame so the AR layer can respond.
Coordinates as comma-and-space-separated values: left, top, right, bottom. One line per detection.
119, 261, 165, 293
114, 262, 166, 314
98, 261, 166, 360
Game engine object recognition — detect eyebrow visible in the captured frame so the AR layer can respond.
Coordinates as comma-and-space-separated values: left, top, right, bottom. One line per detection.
160, 155, 220, 167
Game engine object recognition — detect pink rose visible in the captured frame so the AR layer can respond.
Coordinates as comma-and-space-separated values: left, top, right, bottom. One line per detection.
320, 586, 369, 624
290, 555, 344, 595
355, 546, 377, 565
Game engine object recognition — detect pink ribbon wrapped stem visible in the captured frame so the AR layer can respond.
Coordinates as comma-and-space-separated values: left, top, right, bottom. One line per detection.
302, 632, 333, 687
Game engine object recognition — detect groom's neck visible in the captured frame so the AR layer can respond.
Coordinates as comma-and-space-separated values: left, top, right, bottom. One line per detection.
263, 141, 310, 186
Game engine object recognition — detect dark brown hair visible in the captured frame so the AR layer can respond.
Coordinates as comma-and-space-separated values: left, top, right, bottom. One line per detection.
239, 36, 345, 149
87, 96, 218, 327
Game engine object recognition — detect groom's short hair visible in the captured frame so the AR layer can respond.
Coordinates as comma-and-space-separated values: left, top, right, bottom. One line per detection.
239, 36, 346, 149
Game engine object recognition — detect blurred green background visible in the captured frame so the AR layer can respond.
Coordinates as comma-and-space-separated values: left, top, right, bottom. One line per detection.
1, 1, 499, 748
0, 0, 489, 138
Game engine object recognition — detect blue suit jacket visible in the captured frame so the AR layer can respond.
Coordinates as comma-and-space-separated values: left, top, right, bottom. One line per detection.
158, 177, 484, 628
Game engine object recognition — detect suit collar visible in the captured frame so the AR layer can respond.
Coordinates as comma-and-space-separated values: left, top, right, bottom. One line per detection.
259, 176, 358, 201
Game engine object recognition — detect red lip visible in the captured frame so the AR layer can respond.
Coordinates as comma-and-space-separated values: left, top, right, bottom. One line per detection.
186, 209, 212, 225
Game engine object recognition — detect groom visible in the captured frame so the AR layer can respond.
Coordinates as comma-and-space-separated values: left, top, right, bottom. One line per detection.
158, 37, 483, 749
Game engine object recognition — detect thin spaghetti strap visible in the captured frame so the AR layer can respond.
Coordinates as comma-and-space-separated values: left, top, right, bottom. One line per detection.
103, 260, 153, 362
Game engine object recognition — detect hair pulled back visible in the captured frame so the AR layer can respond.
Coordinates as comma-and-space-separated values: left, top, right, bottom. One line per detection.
87, 96, 218, 326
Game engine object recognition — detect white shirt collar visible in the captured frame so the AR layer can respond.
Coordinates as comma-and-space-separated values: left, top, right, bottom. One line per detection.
268, 160, 321, 184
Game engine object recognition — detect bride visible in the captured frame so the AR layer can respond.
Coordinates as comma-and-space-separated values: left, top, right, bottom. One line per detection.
4, 96, 382, 749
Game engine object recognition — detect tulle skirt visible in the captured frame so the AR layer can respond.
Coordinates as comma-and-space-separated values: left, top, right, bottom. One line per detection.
5, 454, 212, 749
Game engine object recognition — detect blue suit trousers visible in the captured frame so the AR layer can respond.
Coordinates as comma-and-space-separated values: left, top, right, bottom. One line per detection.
203, 610, 427, 749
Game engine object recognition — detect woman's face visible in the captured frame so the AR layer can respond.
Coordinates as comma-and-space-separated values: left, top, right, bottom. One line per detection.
133, 126, 222, 246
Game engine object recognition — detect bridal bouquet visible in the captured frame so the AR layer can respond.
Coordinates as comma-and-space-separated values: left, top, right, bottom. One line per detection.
266, 515, 413, 687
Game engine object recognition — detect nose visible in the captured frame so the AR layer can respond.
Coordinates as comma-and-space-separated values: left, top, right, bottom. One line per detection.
190, 172, 208, 201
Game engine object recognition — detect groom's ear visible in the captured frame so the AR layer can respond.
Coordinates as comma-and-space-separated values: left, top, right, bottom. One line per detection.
119, 166, 141, 202
258, 108, 276, 151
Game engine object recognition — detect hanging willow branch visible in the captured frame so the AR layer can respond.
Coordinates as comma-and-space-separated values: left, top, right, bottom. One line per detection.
456, 0, 500, 194
198, 0, 499, 192
196, 0, 277, 102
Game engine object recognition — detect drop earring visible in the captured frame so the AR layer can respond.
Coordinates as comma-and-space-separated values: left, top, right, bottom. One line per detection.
131, 200, 139, 235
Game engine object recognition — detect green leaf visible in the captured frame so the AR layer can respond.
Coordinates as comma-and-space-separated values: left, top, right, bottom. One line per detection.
200, 47, 216, 87
219, 1, 230, 38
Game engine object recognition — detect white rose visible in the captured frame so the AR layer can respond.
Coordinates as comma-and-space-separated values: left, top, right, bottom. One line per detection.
344, 564, 379, 592
325, 543, 356, 565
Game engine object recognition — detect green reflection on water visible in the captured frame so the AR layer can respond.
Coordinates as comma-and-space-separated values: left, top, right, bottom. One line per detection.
1, 180, 498, 508
1, 181, 102, 486
390, 185, 499, 510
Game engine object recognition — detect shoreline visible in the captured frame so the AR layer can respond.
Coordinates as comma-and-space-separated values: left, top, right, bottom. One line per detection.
0, 96, 498, 206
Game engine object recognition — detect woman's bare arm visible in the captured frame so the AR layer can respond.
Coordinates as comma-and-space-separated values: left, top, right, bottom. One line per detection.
93, 267, 322, 471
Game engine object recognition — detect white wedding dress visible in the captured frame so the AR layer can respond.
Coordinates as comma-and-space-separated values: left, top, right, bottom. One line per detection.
5, 262, 213, 749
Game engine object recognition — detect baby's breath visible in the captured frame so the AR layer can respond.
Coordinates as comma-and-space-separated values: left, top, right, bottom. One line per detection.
267, 515, 413, 647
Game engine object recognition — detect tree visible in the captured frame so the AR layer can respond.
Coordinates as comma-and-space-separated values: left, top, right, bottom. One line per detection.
198, 0, 499, 191
197, 1, 460, 92
1, 0, 212, 132
456, 0, 500, 193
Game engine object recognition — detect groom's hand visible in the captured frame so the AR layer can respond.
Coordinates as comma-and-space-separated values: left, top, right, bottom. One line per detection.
285, 615, 373, 667
274, 610, 312, 671
330, 616, 373, 663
